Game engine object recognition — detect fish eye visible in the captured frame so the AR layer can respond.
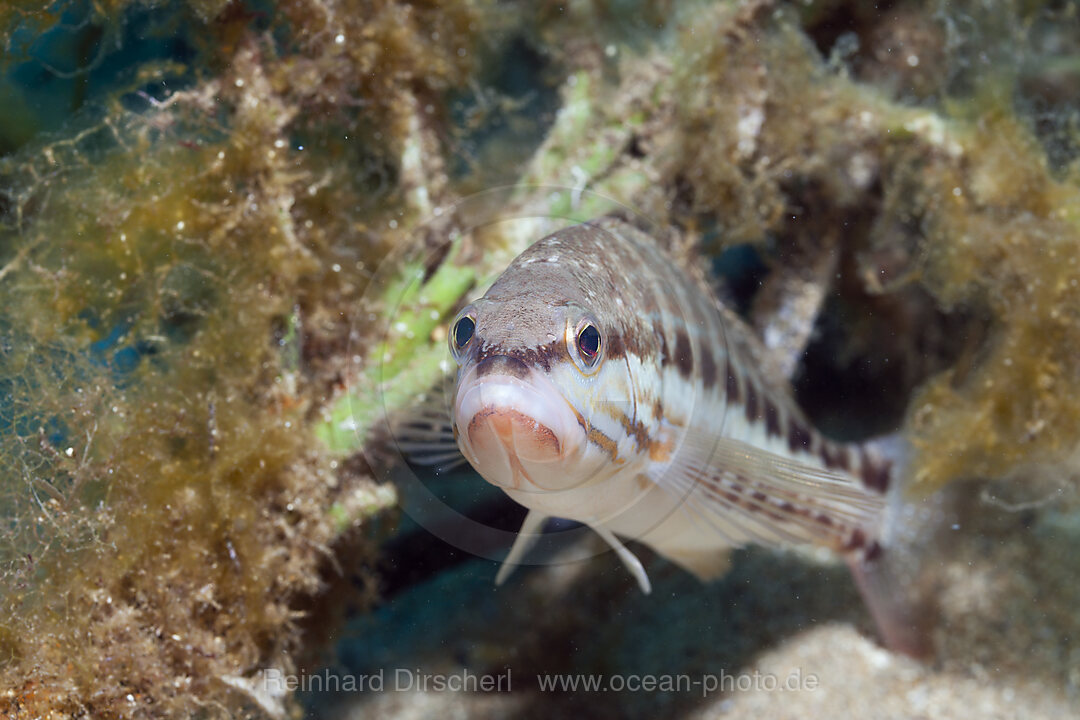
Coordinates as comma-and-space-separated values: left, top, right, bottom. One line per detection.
576, 323, 602, 365
451, 315, 475, 356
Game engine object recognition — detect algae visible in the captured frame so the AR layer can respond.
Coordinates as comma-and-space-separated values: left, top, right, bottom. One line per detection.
0, 0, 486, 716
909, 99, 1080, 491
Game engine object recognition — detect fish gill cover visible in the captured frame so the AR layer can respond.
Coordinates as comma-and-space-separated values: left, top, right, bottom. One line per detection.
0, 0, 1078, 718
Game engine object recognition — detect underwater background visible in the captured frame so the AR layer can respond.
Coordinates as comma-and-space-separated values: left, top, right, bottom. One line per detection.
1, 0, 1080, 717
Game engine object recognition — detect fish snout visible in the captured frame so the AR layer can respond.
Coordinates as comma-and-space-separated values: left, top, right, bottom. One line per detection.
468, 407, 562, 465
454, 359, 586, 491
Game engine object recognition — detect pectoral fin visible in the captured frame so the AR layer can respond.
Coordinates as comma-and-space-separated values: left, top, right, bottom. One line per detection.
495, 509, 549, 585
390, 387, 467, 471
653, 436, 884, 550
591, 524, 652, 594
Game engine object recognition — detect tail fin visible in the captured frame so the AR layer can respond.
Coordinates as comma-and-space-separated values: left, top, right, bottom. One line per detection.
847, 435, 937, 659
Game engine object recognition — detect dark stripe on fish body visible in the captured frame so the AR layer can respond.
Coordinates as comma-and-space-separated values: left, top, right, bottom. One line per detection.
725, 359, 741, 404
744, 381, 759, 422
835, 445, 851, 471
698, 343, 718, 389
858, 448, 892, 493
604, 328, 659, 364
842, 529, 883, 561
764, 398, 781, 438
604, 332, 626, 360
820, 442, 850, 472
672, 328, 694, 378
788, 419, 812, 452
842, 527, 868, 552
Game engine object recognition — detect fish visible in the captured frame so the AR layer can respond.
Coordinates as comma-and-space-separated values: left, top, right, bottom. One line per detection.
400, 216, 926, 656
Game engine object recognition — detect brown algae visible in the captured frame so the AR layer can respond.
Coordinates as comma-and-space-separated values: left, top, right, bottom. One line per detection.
0, 0, 484, 716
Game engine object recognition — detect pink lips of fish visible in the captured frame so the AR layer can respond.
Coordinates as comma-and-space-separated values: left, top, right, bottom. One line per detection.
453, 366, 586, 492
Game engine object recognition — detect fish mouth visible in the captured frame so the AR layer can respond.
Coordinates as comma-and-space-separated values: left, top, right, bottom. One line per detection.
454, 359, 586, 492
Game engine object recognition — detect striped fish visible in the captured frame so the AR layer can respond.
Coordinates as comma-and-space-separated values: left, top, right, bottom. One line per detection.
408, 217, 923, 655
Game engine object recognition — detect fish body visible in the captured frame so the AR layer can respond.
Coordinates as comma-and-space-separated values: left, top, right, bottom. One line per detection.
425, 218, 919, 653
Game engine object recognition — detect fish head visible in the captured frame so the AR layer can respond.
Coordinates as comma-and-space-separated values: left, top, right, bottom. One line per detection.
449, 284, 634, 497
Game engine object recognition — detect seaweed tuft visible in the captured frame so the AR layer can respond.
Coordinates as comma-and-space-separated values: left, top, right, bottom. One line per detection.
0, 0, 485, 716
